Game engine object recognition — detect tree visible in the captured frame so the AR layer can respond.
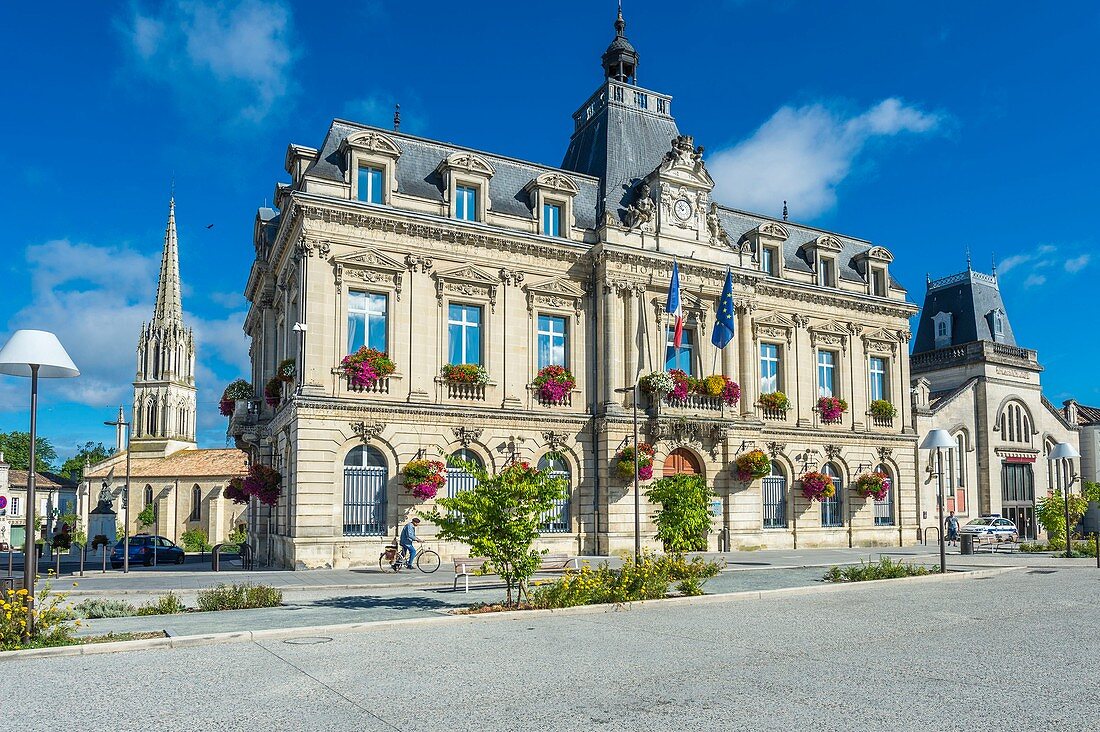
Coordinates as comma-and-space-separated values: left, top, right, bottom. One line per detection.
60, 441, 113, 479
0, 431, 57, 472
136, 503, 157, 529
423, 459, 567, 606
646, 473, 715, 552
1037, 489, 1088, 547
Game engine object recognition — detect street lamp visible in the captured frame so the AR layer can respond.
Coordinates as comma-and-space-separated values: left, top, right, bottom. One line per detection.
920, 428, 955, 574
104, 411, 132, 573
614, 384, 641, 559
0, 330, 79, 635
1046, 442, 1081, 558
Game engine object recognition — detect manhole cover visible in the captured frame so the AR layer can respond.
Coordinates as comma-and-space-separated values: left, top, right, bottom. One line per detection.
283, 637, 333, 645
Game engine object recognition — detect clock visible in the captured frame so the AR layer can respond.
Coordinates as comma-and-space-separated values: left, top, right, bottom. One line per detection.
674, 198, 693, 221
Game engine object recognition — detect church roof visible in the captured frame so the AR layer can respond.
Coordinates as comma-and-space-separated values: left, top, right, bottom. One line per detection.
6, 470, 78, 491
1074, 403, 1100, 426
912, 268, 1017, 354
84, 449, 247, 480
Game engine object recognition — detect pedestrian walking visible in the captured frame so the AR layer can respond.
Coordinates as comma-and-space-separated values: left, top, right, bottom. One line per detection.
945, 511, 960, 547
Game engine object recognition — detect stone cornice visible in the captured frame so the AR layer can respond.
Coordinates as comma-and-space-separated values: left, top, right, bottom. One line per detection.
756, 280, 918, 319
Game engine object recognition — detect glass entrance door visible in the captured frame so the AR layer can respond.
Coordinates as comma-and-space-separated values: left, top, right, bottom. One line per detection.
1001, 463, 1036, 540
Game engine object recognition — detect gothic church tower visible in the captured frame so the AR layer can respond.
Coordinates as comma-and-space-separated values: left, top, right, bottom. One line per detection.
131, 198, 198, 457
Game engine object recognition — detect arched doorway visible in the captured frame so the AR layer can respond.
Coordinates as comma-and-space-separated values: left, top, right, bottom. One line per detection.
762, 461, 787, 528
343, 446, 387, 536
663, 447, 701, 477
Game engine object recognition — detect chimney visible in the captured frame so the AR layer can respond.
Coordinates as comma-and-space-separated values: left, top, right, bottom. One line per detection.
1063, 399, 1079, 425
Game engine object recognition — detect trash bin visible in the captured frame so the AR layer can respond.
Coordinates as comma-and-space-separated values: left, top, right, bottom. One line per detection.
960, 534, 974, 555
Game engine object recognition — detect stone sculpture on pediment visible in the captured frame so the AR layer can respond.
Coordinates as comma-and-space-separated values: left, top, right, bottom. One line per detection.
624, 182, 656, 231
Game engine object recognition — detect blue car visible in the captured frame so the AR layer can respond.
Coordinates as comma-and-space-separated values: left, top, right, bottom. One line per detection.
111, 535, 185, 568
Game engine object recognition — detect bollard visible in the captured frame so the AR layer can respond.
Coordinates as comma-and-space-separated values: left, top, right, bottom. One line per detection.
55, 549, 61, 577
102, 546, 107, 574
79, 546, 85, 578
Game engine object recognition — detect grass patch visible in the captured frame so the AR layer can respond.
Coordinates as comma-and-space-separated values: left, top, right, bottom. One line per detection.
80, 631, 167, 645
196, 583, 283, 612
823, 557, 936, 583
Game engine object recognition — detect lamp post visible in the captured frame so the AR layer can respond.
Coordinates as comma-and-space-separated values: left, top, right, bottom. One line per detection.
1046, 442, 1081, 558
103, 412, 132, 573
920, 429, 955, 574
0, 330, 79, 635
614, 384, 641, 559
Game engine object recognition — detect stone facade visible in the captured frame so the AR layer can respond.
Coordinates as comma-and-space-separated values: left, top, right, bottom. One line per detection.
237, 12, 920, 569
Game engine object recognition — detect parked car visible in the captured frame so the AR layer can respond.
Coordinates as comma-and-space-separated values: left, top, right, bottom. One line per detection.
959, 515, 1019, 543
110, 534, 186, 568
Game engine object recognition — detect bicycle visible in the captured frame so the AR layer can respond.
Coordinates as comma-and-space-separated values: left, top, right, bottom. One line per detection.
379, 542, 441, 573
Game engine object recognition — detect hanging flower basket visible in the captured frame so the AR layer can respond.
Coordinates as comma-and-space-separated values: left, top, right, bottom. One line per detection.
263, 377, 283, 408
759, 391, 791, 412
734, 449, 771, 481
242, 464, 282, 506
441, 363, 489, 385
276, 358, 296, 383
403, 459, 446, 501
220, 379, 254, 416
869, 399, 898, 420
817, 396, 848, 423
532, 365, 575, 404
854, 471, 891, 500
614, 443, 656, 481
639, 371, 675, 395
341, 347, 396, 389
800, 471, 836, 502
223, 477, 248, 505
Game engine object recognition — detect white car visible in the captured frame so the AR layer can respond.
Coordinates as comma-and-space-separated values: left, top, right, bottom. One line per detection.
959, 516, 1019, 542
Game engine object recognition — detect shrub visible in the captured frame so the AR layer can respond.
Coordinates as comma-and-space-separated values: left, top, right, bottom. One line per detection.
1019, 540, 1098, 557
196, 583, 282, 612
646, 474, 715, 552
734, 449, 771, 481
532, 365, 575, 403
340, 347, 396, 389
136, 503, 156, 528
0, 581, 76, 650
869, 399, 897, 420
531, 553, 723, 608
221, 525, 248, 553
1037, 489, 1089, 546
800, 471, 835, 502
74, 598, 136, 619
822, 557, 934, 582
759, 391, 790, 411
136, 592, 187, 616
614, 443, 655, 481
440, 363, 489, 384
180, 528, 212, 553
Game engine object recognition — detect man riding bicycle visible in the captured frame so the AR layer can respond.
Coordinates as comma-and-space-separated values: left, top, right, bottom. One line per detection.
399, 517, 422, 569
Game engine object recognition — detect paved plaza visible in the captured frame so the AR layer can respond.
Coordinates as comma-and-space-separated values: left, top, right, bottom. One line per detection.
3, 565, 1096, 731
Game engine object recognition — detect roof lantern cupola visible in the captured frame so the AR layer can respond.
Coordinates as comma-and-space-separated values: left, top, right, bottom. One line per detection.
602, 3, 638, 84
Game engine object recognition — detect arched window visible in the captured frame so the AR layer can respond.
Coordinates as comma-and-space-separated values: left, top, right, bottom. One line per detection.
873, 464, 894, 526
143, 485, 153, 506
820, 463, 843, 528
762, 461, 787, 529
343, 445, 387, 536
143, 485, 157, 528
146, 402, 157, 436
954, 433, 966, 488
663, 447, 701, 477
538, 454, 571, 533
446, 449, 483, 497
189, 485, 202, 521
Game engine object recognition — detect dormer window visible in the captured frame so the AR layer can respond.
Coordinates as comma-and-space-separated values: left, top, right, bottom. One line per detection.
357, 165, 384, 204
818, 257, 836, 287
340, 130, 401, 206
437, 152, 494, 224
932, 311, 952, 349
746, 222, 788, 279
871, 268, 887, 296
761, 245, 778, 276
456, 184, 478, 222
542, 203, 562, 237
524, 172, 578, 240
853, 245, 894, 297
993, 311, 1004, 338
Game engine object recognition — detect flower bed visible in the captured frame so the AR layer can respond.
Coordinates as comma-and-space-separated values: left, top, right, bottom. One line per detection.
817, 396, 848, 422
800, 471, 835, 502
869, 399, 898, 420
614, 443, 655, 481
340, 347, 396, 390
854, 471, 891, 500
403, 459, 446, 500
263, 377, 282, 408
759, 391, 790, 412
242, 464, 282, 506
532, 365, 575, 404
219, 379, 253, 417
441, 363, 489, 385
734, 449, 771, 481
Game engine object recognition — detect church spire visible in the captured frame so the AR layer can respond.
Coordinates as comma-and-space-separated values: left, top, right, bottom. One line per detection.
153, 197, 184, 324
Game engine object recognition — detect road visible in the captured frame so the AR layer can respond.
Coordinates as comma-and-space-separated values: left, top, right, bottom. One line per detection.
3, 566, 1095, 731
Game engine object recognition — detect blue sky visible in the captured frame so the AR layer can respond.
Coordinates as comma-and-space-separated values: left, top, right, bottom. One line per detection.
1, 0, 1097, 460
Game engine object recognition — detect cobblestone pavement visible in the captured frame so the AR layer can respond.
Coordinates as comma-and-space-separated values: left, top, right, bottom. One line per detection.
4, 567, 1095, 731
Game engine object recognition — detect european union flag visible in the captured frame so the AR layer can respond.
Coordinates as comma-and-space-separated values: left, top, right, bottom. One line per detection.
712, 267, 736, 349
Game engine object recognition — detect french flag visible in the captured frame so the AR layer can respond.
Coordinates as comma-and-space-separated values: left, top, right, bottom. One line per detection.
667, 260, 683, 349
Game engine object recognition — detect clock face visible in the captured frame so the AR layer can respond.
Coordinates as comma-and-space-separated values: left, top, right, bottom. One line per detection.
674, 199, 693, 220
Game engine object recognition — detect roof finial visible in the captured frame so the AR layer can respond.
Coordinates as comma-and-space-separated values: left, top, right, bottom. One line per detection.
170, 176, 175, 210
393, 103, 400, 132
991, 252, 997, 277
782, 200, 788, 221
965, 246, 972, 270
616, 0, 625, 35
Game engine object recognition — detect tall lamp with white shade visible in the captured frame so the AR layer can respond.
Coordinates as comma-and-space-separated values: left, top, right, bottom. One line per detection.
920, 428, 956, 574
1046, 442, 1081, 558
0, 330, 79, 635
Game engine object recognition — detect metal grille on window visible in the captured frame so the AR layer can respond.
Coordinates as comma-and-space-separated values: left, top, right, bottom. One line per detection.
343, 446, 387, 536
873, 464, 894, 526
447, 449, 483, 497
820, 464, 843, 528
762, 461, 787, 528
538, 454, 570, 533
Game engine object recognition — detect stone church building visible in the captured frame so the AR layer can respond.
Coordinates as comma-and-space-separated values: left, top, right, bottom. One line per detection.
236, 10, 922, 569
83, 200, 247, 547
911, 263, 1080, 541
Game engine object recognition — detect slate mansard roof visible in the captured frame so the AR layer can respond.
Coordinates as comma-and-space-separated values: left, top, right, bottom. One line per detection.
912, 269, 1018, 354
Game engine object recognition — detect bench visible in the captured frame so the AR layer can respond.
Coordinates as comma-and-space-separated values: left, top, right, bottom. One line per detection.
973, 535, 1016, 553
452, 554, 579, 593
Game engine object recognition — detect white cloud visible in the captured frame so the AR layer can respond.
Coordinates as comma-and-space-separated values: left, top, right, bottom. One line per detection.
708, 98, 943, 218
996, 253, 1031, 274
123, 0, 296, 124
1065, 254, 1090, 273
1024, 274, 1047, 288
